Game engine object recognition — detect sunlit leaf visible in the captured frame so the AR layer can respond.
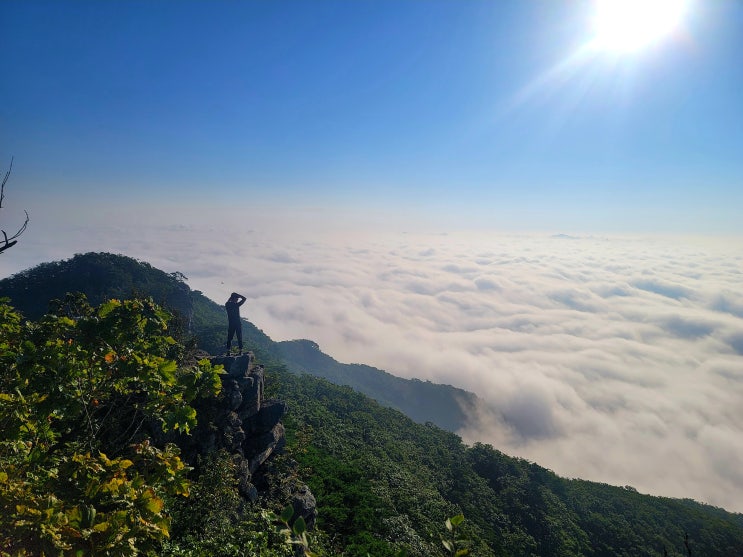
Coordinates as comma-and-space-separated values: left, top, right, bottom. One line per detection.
158, 360, 177, 383
144, 495, 164, 514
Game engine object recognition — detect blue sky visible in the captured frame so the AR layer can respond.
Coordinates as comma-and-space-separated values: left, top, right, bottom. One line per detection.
1, 0, 742, 233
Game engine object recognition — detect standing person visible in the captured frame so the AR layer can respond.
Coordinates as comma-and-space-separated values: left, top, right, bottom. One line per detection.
224, 292, 246, 355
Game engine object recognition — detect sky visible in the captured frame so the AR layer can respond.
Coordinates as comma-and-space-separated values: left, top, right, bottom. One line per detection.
2, 0, 743, 232
1, 1, 743, 512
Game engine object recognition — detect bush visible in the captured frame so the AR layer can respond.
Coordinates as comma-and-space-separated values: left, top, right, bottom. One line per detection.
0, 295, 221, 555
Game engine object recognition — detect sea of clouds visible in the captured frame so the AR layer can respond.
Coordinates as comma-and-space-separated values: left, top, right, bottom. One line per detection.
3, 208, 742, 512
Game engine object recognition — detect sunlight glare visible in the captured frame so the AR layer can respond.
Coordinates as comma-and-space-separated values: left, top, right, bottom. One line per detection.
592, 0, 689, 52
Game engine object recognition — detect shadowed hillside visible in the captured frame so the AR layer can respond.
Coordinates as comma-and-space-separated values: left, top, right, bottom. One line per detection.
0, 252, 280, 362
278, 338, 479, 432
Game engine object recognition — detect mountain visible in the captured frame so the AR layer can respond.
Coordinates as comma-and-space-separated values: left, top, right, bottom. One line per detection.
0, 252, 193, 321
277, 338, 478, 433
0, 252, 281, 362
3, 252, 743, 556
0, 251, 480, 434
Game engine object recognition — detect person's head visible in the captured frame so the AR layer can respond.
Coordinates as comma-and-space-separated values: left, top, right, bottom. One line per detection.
229, 292, 239, 302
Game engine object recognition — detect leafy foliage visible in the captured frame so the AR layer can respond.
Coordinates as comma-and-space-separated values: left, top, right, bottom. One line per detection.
0, 295, 222, 555
442, 514, 470, 557
270, 504, 319, 557
163, 450, 293, 557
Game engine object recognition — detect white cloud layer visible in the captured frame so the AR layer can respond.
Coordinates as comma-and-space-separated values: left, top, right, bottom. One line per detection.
2, 206, 743, 512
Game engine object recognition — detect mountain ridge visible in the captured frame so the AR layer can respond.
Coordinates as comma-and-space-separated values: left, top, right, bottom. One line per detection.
0, 251, 481, 434
277, 338, 479, 433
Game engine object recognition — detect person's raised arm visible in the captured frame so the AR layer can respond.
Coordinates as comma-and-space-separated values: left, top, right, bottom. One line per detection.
236, 294, 247, 306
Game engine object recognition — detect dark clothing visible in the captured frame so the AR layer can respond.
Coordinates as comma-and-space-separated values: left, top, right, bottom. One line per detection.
225, 295, 246, 352
227, 320, 242, 350
226, 299, 244, 323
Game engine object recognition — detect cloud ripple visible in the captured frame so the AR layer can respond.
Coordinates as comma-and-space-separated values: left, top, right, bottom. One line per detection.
3, 216, 742, 512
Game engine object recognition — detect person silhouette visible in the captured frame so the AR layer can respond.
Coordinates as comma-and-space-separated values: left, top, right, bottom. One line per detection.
224, 292, 246, 354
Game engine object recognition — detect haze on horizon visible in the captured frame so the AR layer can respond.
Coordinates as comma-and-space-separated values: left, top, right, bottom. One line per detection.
2, 1, 742, 513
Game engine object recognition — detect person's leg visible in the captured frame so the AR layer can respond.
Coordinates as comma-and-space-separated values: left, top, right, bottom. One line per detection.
226, 322, 237, 352
236, 323, 243, 353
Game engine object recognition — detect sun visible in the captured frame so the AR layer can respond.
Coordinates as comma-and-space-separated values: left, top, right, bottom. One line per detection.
591, 0, 689, 53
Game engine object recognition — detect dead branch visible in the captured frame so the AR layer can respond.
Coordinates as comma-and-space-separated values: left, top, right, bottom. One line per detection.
0, 157, 30, 254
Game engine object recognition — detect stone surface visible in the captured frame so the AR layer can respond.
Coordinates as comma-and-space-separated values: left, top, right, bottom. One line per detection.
247, 423, 286, 474
224, 379, 243, 411
291, 484, 317, 530
210, 353, 253, 378
187, 356, 288, 503
234, 454, 258, 502
249, 400, 288, 435
238, 370, 263, 420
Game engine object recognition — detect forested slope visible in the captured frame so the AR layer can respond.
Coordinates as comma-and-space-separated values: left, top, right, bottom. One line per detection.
274, 369, 743, 556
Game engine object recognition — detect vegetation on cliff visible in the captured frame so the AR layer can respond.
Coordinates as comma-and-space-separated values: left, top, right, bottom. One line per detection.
0, 295, 221, 554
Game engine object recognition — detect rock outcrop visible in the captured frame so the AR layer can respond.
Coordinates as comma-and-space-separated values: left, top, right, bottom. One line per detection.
175, 351, 316, 526
290, 484, 317, 530
183, 353, 290, 502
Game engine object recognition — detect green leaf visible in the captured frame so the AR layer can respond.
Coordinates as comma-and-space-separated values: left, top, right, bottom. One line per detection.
98, 299, 121, 317
280, 504, 295, 523
145, 495, 165, 514
293, 516, 307, 536
450, 513, 465, 527
158, 360, 177, 383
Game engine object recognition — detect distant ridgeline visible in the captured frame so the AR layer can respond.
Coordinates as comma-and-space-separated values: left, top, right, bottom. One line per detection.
2, 252, 743, 556
0, 252, 279, 361
277, 338, 479, 433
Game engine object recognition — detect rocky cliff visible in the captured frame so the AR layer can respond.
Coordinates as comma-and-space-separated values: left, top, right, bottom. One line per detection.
177, 351, 316, 526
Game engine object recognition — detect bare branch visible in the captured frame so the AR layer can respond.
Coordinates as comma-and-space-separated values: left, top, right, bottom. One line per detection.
0, 157, 30, 254
0, 156, 13, 208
